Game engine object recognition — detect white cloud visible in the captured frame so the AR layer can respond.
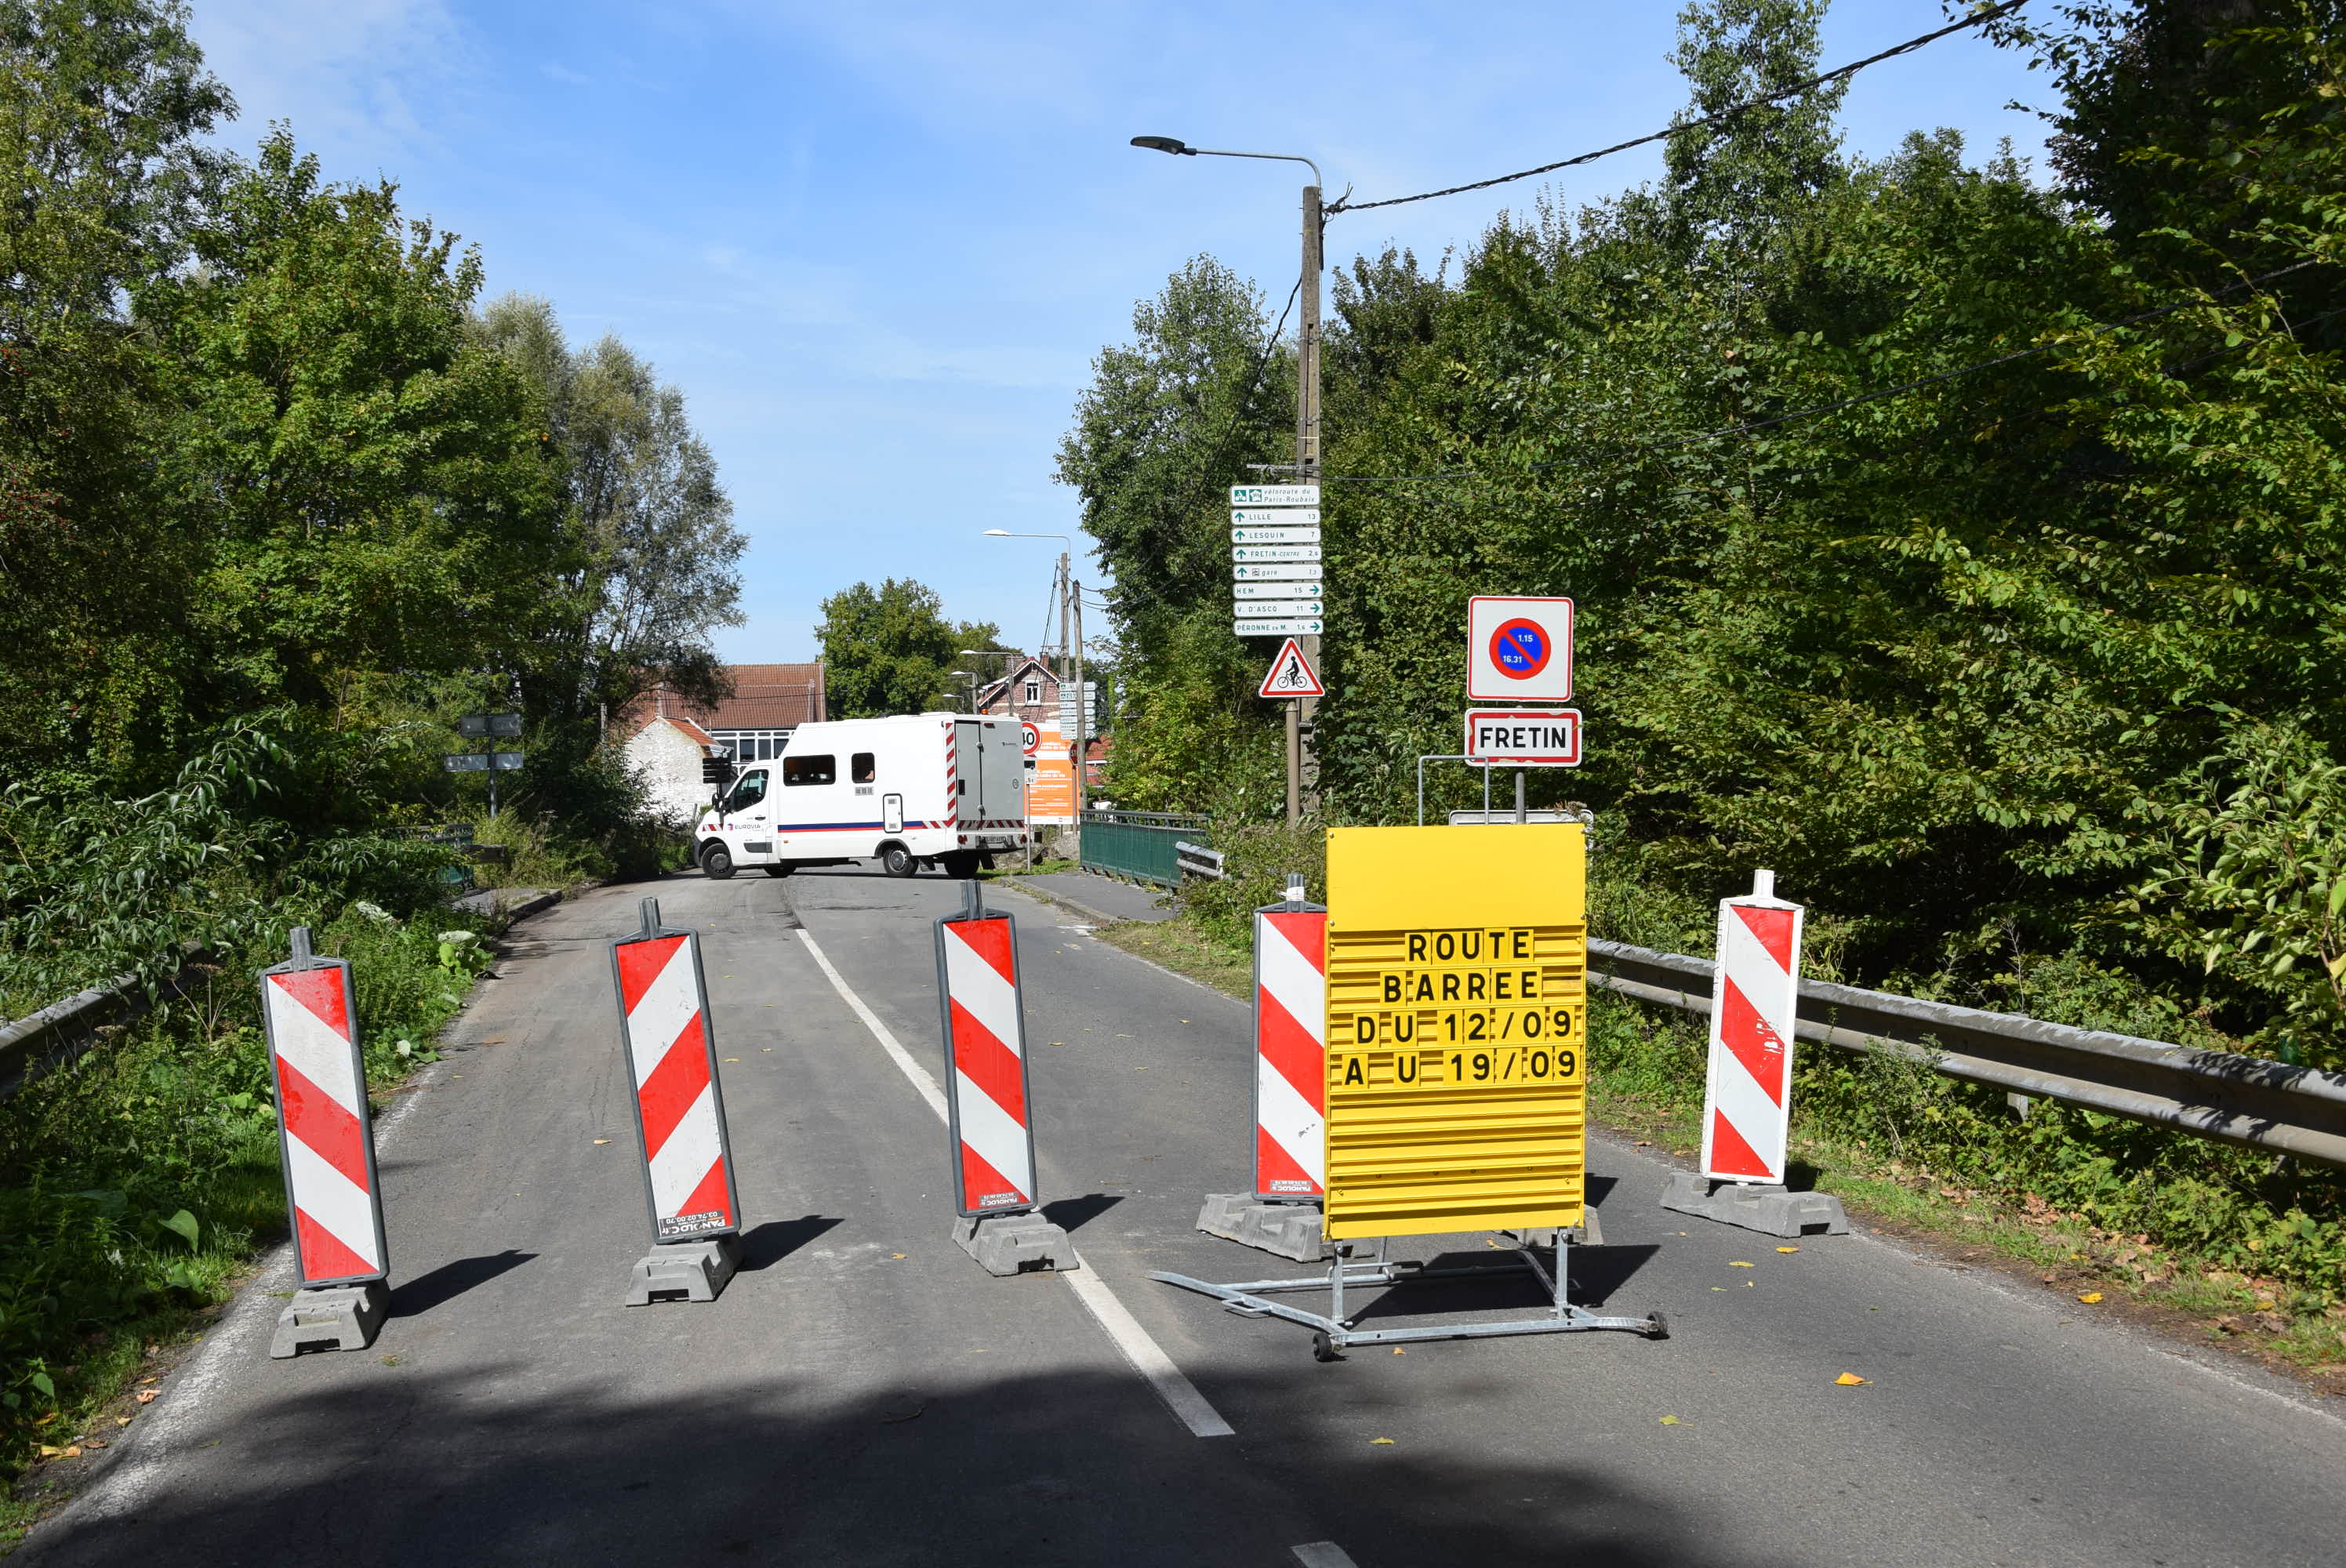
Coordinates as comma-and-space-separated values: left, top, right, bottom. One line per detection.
540, 61, 593, 86
185, 0, 473, 162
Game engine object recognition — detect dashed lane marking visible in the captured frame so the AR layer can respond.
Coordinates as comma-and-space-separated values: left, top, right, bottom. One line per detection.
793, 926, 1236, 1439
1291, 1544, 1361, 1568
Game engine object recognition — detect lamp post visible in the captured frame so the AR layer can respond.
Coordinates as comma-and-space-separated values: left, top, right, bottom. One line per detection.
1129, 136, 1324, 828
982, 531, 1088, 827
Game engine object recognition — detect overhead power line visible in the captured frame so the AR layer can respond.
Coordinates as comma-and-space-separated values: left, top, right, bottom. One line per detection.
1324, 1, 2027, 216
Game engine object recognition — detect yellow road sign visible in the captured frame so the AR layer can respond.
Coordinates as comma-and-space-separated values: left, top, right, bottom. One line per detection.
1323, 824, 1587, 1240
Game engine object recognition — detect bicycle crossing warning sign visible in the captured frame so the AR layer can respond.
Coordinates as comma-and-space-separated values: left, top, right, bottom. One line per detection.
1258, 637, 1325, 699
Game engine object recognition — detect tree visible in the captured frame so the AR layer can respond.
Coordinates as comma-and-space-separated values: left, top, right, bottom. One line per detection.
475, 294, 746, 723
816, 578, 999, 719
134, 132, 568, 735
1055, 256, 1293, 813
0, 0, 233, 776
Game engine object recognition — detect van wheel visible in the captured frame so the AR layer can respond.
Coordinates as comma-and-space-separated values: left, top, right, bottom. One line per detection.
942, 851, 980, 880
700, 841, 735, 880
763, 863, 794, 878
880, 844, 917, 879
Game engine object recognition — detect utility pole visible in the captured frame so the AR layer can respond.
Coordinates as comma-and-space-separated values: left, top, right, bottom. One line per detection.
1124, 138, 1328, 832
1291, 179, 1323, 829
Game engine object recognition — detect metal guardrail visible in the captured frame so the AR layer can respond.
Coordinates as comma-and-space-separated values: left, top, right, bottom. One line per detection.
1586, 938, 2346, 1167
1175, 841, 1225, 881
0, 943, 211, 1100
1080, 811, 1210, 887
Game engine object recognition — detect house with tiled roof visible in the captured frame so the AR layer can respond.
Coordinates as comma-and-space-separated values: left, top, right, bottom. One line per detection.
617, 662, 826, 822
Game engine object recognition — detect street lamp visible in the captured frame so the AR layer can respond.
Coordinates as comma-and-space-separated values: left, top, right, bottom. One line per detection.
983, 528, 1088, 826
1129, 134, 1327, 827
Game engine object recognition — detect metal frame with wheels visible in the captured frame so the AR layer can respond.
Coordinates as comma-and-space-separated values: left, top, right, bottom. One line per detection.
1153, 1232, 1665, 1361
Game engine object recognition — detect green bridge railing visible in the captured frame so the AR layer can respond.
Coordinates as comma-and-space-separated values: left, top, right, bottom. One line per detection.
1078, 811, 1210, 888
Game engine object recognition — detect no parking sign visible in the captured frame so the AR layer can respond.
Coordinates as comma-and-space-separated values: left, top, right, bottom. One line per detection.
1467, 596, 1574, 702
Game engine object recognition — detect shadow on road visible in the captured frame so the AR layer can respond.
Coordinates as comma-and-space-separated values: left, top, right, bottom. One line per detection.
737, 1214, 845, 1271
1041, 1192, 1123, 1233
390, 1249, 536, 1319
26, 1359, 1765, 1568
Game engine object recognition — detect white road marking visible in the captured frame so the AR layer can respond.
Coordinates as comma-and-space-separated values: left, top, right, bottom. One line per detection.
1291, 1544, 1361, 1568
794, 927, 948, 1122
796, 922, 1236, 1439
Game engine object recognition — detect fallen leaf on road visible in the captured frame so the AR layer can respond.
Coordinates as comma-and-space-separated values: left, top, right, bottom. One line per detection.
1728, 1261, 1754, 1268
1836, 1373, 1868, 1386
593, 1138, 610, 1145
1777, 1246, 1799, 1254
1712, 1287, 1727, 1292
82, 1439, 104, 1450
1392, 1348, 1405, 1356
1658, 1416, 1680, 1426
2078, 1291, 2104, 1304
1635, 1141, 1651, 1147
114, 1417, 130, 1428
890, 1253, 906, 1260
877, 1401, 926, 1425
1370, 1437, 1395, 1445
134, 1390, 157, 1405
724, 1058, 739, 1063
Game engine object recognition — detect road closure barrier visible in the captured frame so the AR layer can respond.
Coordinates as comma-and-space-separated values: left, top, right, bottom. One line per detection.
1159, 826, 1665, 1358
260, 927, 389, 1356
1198, 877, 1329, 1262
1661, 871, 1849, 1238
611, 898, 743, 1304
936, 880, 1074, 1275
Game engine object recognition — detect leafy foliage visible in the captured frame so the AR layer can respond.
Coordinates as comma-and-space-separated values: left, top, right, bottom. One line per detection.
1062, 0, 2346, 1064
815, 577, 1000, 718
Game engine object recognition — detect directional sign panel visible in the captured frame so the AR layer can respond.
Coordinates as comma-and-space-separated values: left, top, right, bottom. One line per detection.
491, 751, 527, 771
1322, 825, 1587, 1240
1465, 709, 1582, 766
1235, 616, 1324, 637
1231, 524, 1321, 545
1467, 596, 1574, 702
487, 713, 524, 739
1236, 600, 1323, 619
1233, 544, 1322, 564
1235, 580, 1324, 601
1233, 562, 1323, 583
1231, 484, 1319, 508
1233, 508, 1320, 527
443, 753, 492, 772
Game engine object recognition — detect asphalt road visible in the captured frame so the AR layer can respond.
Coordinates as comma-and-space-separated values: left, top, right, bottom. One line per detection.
24, 867, 2346, 1566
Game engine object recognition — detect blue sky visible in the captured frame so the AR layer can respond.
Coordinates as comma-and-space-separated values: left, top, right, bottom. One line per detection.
183, 2, 2058, 664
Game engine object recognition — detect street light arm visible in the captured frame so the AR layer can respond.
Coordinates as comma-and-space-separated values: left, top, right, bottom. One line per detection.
1129, 136, 1321, 188
1188, 147, 1324, 188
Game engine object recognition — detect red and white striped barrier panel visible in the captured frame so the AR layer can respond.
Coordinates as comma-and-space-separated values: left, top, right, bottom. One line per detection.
1701, 869, 1807, 1184
1252, 898, 1328, 1202
260, 931, 388, 1287
611, 903, 741, 1243
935, 894, 1037, 1214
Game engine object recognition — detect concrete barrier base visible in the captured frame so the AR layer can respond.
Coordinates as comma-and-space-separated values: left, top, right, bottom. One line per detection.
953, 1212, 1077, 1276
1658, 1171, 1848, 1238
625, 1234, 740, 1306
271, 1280, 388, 1358
1196, 1194, 1330, 1262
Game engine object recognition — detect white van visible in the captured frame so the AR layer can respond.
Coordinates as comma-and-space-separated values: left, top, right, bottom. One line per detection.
692, 713, 1026, 880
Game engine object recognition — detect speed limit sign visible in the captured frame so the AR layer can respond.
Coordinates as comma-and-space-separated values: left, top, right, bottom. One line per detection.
1020, 721, 1040, 757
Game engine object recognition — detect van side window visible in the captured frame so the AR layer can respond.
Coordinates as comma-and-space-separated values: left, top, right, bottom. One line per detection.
725, 770, 768, 811
783, 754, 836, 786
852, 752, 876, 784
